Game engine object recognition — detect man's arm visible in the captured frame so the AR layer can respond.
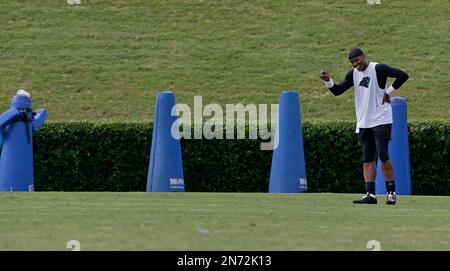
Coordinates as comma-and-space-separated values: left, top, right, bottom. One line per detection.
376, 64, 409, 95
320, 70, 354, 96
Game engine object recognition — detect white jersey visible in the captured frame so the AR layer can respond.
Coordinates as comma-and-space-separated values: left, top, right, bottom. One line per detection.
353, 62, 392, 132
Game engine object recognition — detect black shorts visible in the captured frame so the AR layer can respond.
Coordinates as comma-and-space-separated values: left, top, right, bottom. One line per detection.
358, 124, 392, 163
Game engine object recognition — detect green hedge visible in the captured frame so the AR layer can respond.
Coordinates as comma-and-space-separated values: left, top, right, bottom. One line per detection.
32, 121, 449, 195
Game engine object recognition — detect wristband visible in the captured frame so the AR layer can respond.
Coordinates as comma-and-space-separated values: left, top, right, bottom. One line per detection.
325, 78, 334, 88
386, 85, 396, 95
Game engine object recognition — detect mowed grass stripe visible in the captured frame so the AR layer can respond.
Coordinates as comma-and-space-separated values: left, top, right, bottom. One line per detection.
0, 192, 448, 250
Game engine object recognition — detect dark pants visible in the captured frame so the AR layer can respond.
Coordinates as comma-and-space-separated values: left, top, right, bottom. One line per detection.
358, 124, 392, 163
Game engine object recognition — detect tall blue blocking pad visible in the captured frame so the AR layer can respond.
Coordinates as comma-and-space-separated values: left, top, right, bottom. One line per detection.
375, 97, 412, 195
269, 91, 307, 193
146, 91, 185, 192
0, 90, 48, 192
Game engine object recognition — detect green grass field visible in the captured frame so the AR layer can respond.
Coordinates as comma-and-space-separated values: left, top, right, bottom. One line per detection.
0, 1, 448, 252
1, 0, 449, 121
0, 192, 448, 251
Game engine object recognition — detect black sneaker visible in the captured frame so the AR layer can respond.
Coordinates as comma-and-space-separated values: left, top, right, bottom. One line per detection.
386, 192, 397, 205
353, 193, 377, 204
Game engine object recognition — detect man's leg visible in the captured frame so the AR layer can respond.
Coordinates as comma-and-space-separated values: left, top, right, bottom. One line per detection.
381, 160, 394, 183
363, 161, 377, 183
374, 124, 396, 204
353, 129, 377, 204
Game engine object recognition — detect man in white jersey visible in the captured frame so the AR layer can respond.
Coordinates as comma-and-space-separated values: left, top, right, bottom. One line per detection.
320, 48, 409, 204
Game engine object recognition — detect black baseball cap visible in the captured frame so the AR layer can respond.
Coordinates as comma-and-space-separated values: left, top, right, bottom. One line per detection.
348, 48, 364, 60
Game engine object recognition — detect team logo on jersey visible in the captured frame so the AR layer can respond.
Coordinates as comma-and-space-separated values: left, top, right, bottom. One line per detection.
359, 77, 371, 88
